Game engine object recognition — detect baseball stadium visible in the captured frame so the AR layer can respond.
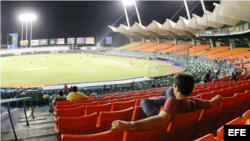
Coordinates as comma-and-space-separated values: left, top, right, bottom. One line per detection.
1, 0, 250, 141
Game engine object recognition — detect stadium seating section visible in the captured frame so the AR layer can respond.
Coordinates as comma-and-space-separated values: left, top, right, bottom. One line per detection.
114, 42, 143, 50
191, 46, 230, 57
160, 43, 192, 54
126, 42, 158, 51
140, 42, 175, 53
204, 47, 250, 59
52, 80, 250, 141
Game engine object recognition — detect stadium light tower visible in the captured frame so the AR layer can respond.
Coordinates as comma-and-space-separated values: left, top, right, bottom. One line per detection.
19, 14, 36, 48
122, 0, 142, 27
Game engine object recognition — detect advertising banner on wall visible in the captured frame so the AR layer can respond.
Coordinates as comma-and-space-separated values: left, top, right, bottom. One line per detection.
86, 37, 95, 44
67, 38, 75, 44
61, 51, 70, 53
49, 39, 57, 45
76, 37, 85, 44
11, 33, 18, 49
20, 40, 29, 46
39, 39, 48, 45
31, 40, 39, 46
106, 37, 112, 44
50, 51, 59, 54
57, 38, 65, 44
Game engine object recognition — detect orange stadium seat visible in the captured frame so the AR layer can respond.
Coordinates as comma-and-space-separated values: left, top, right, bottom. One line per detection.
55, 113, 98, 141
77, 101, 98, 107
242, 110, 250, 122
193, 105, 220, 139
200, 92, 213, 100
134, 95, 149, 99
194, 134, 215, 141
112, 100, 135, 111
188, 44, 211, 55
216, 117, 245, 140
229, 93, 248, 120
85, 103, 112, 116
55, 104, 77, 110
117, 97, 134, 102
61, 130, 123, 141
132, 106, 146, 121
56, 101, 73, 105
124, 124, 168, 141
204, 47, 250, 59
191, 46, 230, 57
98, 99, 117, 105
97, 107, 134, 132
126, 42, 158, 51
73, 99, 93, 103
160, 43, 192, 54
164, 110, 202, 141
213, 96, 236, 129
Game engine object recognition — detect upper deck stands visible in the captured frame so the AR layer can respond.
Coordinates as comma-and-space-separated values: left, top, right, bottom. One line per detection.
204, 47, 250, 59
114, 42, 142, 50
189, 44, 211, 54
160, 43, 193, 54
140, 42, 175, 53
126, 42, 158, 51
227, 51, 250, 59
191, 46, 230, 57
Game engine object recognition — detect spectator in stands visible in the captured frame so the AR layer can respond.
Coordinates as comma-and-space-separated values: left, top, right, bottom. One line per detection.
50, 91, 58, 100
231, 73, 237, 81
27, 87, 32, 91
19, 87, 23, 93
150, 82, 155, 88
64, 84, 68, 92
67, 86, 88, 101
68, 86, 73, 92
141, 88, 175, 117
53, 90, 67, 111
111, 72, 223, 131
43, 91, 49, 99
204, 70, 211, 83
226, 71, 231, 77
9, 92, 15, 98
90, 90, 97, 96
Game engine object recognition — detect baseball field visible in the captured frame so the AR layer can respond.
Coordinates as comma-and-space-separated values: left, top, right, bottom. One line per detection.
1, 54, 172, 87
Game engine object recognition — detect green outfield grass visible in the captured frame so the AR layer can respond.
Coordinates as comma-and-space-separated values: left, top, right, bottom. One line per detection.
1, 54, 171, 85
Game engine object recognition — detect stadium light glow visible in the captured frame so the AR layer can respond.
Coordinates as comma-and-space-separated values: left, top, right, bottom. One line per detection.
123, 0, 135, 6
19, 14, 36, 21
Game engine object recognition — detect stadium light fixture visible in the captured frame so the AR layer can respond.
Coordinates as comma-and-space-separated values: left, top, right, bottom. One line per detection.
122, 0, 142, 27
19, 14, 36, 48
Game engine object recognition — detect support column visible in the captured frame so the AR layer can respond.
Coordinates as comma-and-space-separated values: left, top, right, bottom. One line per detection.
229, 39, 236, 49
246, 37, 250, 48
183, 31, 197, 46
209, 39, 216, 48
174, 38, 178, 45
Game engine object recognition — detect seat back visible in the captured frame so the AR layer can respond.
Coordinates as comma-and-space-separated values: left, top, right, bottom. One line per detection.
134, 95, 149, 99
194, 134, 214, 141
56, 104, 77, 110
110, 95, 125, 100
117, 97, 134, 102
200, 92, 213, 100
77, 101, 98, 107
208, 87, 217, 92
132, 106, 146, 121
85, 103, 112, 116
213, 96, 236, 129
95, 97, 110, 101
190, 94, 200, 99
211, 90, 223, 97
61, 130, 123, 141
124, 124, 168, 141
135, 99, 143, 106
98, 107, 134, 132
56, 113, 97, 141
221, 88, 232, 97
194, 105, 220, 139
56, 101, 74, 105
189, 90, 199, 96
112, 100, 135, 111
216, 117, 244, 140
164, 110, 202, 141
242, 109, 250, 122
56, 106, 85, 117
73, 99, 93, 103
198, 89, 208, 94
98, 99, 117, 105
229, 93, 248, 120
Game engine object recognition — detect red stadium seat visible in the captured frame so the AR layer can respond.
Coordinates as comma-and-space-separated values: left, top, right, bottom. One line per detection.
190, 94, 201, 99
193, 105, 220, 139
211, 90, 223, 97
54, 106, 85, 125
221, 88, 232, 97
207, 87, 217, 92
55, 104, 77, 110
198, 89, 208, 94
117, 97, 134, 102
132, 106, 146, 121
213, 96, 236, 129
97, 107, 134, 132
242, 110, 250, 122
123, 124, 168, 141
112, 100, 135, 111
229, 93, 248, 120
94, 97, 110, 101
77, 101, 98, 107
110, 95, 125, 100
98, 99, 117, 105
56, 101, 74, 105
135, 99, 143, 106
85, 103, 112, 116
134, 95, 149, 99
216, 117, 244, 140
189, 90, 199, 96
55, 112, 98, 141
149, 93, 162, 98
61, 130, 123, 141
164, 110, 202, 141
73, 99, 93, 103
194, 134, 215, 141
200, 92, 213, 100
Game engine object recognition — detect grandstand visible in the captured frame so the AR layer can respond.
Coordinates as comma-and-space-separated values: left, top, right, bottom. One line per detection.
1, 0, 250, 141
126, 42, 158, 51
140, 42, 175, 53
114, 42, 142, 50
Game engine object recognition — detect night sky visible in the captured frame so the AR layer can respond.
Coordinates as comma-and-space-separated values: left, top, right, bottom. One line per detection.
1, 0, 219, 46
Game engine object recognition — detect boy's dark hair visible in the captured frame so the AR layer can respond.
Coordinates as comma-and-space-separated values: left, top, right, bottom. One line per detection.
59, 90, 64, 96
174, 72, 194, 96
72, 86, 78, 92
